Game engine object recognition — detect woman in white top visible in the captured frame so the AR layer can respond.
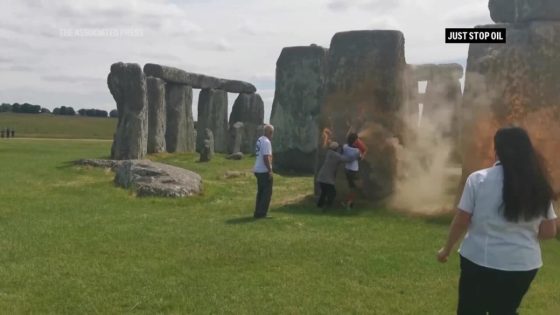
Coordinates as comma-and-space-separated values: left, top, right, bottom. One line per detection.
437, 127, 557, 315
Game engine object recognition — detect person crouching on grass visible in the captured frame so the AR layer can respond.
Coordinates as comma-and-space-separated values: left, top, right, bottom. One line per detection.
316, 141, 359, 211
342, 132, 367, 209
437, 126, 557, 315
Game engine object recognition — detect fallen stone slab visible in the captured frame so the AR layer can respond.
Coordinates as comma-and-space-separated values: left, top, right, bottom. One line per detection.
144, 63, 256, 93
115, 160, 202, 197
74, 159, 202, 198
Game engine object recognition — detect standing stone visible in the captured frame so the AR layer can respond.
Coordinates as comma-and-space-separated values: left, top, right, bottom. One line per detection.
229, 121, 244, 154
185, 90, 196, 153
228, 93, 264, 154
165, 84, 193, 153
197, 89, 228, 153
199, 128, 214, 162
147, 77, 166, 154
270, 45, 328, 174
317, 30, 407, 200
107, 62, 148, 160
489, 0, 560, 23
461, 22, 560, 195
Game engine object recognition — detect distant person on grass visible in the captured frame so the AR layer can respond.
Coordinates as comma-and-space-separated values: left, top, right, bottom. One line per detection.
253, 124, 274, 219
341, 132, 367, 209
316, 141, 359, 211
437, 126, 558, 315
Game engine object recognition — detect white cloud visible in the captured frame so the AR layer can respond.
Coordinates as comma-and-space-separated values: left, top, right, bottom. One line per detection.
0, 0, 492, 118
444, 4, 493, 27
328, 0, 402, 12
369, 16, 401, 30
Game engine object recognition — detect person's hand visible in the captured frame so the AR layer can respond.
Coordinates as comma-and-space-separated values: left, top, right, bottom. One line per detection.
437, 247, 450, 263
268, 171, 273, 179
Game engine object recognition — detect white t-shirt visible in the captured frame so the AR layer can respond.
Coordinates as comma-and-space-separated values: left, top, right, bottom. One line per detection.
254, 136, 272, 173
458, 163, 557, 271
342, 144, 360, 171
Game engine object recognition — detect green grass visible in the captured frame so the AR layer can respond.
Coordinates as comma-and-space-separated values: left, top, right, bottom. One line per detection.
0, 112, 117, 139
0, 139, 559, 314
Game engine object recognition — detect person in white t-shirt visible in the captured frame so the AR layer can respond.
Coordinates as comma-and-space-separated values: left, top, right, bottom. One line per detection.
253, 124, 274, 219
437, 126, 558, 314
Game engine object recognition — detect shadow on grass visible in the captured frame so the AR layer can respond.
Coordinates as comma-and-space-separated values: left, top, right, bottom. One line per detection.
272, 194, 375, 217
273, 169, 315, 178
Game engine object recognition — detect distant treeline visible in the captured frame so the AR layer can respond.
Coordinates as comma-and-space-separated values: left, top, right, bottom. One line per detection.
1, 103, 118, 118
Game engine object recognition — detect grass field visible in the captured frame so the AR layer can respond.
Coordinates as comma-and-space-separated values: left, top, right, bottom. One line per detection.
0, 112, 116, 139
0, 138, 559, 314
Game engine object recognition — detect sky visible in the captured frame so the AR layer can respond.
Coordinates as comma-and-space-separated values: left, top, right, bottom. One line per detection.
0, 0, 493, 122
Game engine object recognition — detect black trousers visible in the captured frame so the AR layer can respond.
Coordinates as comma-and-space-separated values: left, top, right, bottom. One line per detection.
254, 173, 273, 218
458, 255, 538, 315
317, 182, 336, 207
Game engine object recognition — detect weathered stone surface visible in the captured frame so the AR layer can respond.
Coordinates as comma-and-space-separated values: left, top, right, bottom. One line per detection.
199, 129, 214, 162
143, 63, 256, 93
489, 0, 560, 23
197, 89, 228, 153
165, 84, 194, 153
229, 121, 244, 154
108, 62, 148, 160
147, 77, 166, 154
317, 30, 407, 200
461, 22, 560, 195
228, 93, 264, 154
115, 160, 202, 197
270, 45, 328, 174
230, 93, 264, 125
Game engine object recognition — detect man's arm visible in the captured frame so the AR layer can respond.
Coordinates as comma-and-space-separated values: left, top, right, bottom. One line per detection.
263, 154, 272, 175
262, 140, 273, 177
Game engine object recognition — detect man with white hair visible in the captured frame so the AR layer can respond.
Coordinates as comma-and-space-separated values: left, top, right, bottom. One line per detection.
253, 124, 274, 219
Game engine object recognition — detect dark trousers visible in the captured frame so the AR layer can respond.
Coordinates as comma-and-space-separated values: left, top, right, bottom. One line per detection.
317, 182, 336, 207
458, 255, 538, 315
254, 173, 273, 218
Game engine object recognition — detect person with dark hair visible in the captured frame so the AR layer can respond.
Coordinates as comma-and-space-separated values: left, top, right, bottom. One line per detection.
341, 132, 365, 209
437, 126, 557, 315
316, 141, 359, 211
